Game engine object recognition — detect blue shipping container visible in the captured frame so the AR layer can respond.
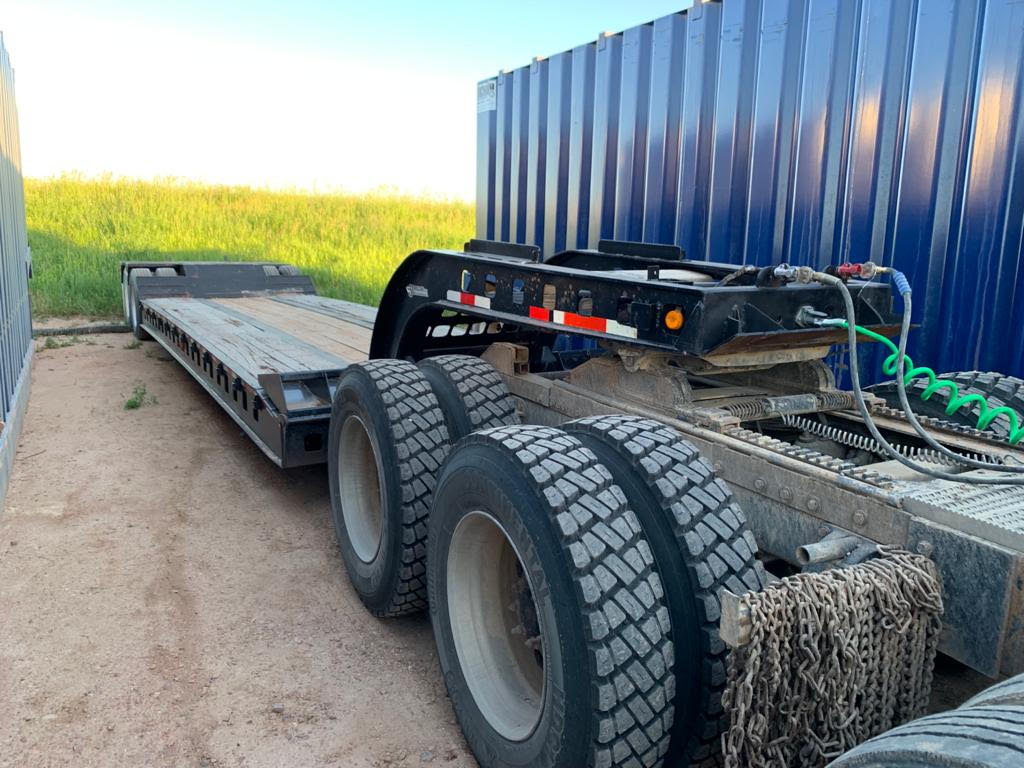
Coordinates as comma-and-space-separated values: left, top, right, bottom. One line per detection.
475, 0, 1024, 382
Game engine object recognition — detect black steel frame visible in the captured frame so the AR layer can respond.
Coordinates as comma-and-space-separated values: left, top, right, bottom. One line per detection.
369, 243, 899, 361
126, 245, 899, 467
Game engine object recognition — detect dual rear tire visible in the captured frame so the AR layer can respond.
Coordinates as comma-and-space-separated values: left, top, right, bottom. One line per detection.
418, 355, 520, 439
327, 355, 765, 768
429, 425, 675, 767
563, 415, 766, 766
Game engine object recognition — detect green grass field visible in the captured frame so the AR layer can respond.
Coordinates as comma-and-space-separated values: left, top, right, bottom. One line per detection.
26, 176, 475, 317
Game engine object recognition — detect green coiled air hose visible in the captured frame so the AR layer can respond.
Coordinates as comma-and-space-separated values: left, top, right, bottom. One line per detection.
833, 321, 1024, 446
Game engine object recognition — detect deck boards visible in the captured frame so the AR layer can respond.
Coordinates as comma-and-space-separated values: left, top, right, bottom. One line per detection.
214, 297, 372, 363
271, 294, 377, 330
144, 294, 373, 388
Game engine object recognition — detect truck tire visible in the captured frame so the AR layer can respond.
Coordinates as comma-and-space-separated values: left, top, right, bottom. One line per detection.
961, 673, 1024, 709
154, 267, 177, 277
428, 425, 675, 768
564, 414, 766, 767
868, 371, 1024, 440
328, 359, 449, 617
127, 268, 153, 340
278, 264, 301, 276
827, 705, 1024, 767
262, 265, 280, 276
418, 355, 520, 441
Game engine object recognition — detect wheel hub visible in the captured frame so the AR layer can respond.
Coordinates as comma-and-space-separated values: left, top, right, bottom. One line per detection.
447, 511, 546, 741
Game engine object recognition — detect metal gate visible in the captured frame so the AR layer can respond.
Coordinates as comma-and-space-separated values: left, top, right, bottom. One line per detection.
475, 0, 1024, 381
0, 32, 31, 511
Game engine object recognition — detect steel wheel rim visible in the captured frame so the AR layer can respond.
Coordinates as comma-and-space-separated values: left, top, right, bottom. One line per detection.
447, 511, 546, 741
338, 413, 384, 563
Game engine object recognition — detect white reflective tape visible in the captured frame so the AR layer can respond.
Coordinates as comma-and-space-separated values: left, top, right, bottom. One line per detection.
446, 290, 492, 310
605, 319, 639, 339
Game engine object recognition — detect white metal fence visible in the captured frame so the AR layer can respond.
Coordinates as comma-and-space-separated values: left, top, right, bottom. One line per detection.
0, 32, 31, 511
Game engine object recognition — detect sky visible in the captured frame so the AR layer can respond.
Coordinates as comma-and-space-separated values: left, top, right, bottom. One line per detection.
3, 0, 690, 200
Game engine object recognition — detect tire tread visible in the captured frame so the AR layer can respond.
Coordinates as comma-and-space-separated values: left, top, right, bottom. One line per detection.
340, 359, 449, 617
829, 705, 1024, 767
419, 355, 519, 438
565, 415, 767, 767
962, 672, 1024, 709
869, 370, 1024, 440
461, 425, 675, 768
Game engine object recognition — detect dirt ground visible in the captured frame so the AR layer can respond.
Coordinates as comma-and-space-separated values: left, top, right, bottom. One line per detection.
0, 332, 992, 768
0, 333, 474, 768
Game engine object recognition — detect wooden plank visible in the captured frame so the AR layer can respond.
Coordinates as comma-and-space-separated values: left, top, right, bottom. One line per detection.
229, 296, 374, 351
195, 300, 356, 370
147, 298, 282, 383
213, 297, 370, 361
214, 297, 371, 361
272, 294, 378, 329
145, 298, 349, 386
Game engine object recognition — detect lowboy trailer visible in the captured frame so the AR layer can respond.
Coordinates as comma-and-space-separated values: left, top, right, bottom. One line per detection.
122, 242, 1024, 768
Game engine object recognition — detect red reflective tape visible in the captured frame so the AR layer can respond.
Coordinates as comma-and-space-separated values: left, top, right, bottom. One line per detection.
446, 289, 490, 309
529, 305, 636, 338
560, 310, 606, 333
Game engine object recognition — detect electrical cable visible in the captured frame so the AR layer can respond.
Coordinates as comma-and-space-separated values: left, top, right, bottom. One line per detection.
817, 272, 1024, 485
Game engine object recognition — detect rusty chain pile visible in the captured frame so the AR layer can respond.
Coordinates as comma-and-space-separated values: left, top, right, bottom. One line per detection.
721, 547, 943, 768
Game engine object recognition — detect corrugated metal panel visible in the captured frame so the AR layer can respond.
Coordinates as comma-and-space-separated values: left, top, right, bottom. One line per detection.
476, 0, 1024, 381
0, 32, 32, 511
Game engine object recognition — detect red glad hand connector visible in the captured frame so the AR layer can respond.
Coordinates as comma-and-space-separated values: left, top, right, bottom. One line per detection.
836, 263, 862, 279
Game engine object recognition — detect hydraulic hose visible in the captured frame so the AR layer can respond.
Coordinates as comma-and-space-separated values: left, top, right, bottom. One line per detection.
817, 272, 1024, 485
828, 300, 1024, 473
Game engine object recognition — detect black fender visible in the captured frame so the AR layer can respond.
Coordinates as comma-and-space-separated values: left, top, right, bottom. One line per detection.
369, 249, 440, 360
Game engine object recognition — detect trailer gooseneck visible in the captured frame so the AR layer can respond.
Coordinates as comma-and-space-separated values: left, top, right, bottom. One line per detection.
122, 240, 1024, 768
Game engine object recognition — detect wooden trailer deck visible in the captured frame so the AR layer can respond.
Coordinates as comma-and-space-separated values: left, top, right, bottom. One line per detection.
143, 294, 375, 388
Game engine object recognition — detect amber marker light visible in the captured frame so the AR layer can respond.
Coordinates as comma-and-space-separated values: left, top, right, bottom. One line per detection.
664, 308, 684, 331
